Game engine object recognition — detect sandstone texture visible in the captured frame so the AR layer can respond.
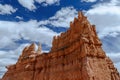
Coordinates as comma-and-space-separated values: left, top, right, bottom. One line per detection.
2, 12, 120, 80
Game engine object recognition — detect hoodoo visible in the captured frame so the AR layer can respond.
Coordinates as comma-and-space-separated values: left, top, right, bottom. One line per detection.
2, 12, 120, 80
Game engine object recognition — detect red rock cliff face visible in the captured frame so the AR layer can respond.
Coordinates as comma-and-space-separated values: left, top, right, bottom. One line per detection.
2, 12, 120, 80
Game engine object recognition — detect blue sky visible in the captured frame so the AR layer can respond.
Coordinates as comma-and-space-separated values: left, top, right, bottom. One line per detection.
0, 0, 120, 78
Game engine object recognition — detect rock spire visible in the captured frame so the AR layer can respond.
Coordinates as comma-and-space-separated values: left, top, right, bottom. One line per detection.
2, 11, 120, 80
37, 43, 42, 54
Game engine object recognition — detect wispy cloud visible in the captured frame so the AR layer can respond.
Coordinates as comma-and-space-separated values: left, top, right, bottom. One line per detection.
81, 0, 97, 3
15, 16, 23, 20
39, 6, 78, 27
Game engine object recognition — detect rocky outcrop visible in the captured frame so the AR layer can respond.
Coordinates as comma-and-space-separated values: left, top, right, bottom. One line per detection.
2, 12, 120, 80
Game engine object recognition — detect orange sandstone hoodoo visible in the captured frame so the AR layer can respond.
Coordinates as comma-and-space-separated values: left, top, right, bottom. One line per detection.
2, 12, 120, 80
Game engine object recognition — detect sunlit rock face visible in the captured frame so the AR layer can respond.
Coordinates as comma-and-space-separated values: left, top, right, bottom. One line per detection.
2, 12, 120, 80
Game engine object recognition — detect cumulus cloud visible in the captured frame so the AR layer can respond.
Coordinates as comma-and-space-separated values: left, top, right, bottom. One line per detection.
39, 6, 78, 27
81, 0, 97, 2
18, 0, 36, 11
0, 4, 17, 15
0, 20, 57, 47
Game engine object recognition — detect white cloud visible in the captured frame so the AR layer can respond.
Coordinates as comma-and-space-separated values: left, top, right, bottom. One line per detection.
18, 0, 36, 11
35, 0, 60, 6
87, 5, 120, 15
0, 6, 77, 50
107, 53, 120, 73
18, 0, 60, 11
107, 53, 120, 63
85, 1, 120, 38
48, 7, 77, 27
81, 0, 96, 2
39, 7, 78, 27
102, 34, 120, 53
15, 16, 23, 20
110, 0, 120, 5
0, 4, 17, 15
0, 20, 57, 47
114, 62, 120, 73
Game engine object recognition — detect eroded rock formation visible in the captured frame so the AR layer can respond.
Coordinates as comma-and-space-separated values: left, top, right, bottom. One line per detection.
2, 12, 120, 80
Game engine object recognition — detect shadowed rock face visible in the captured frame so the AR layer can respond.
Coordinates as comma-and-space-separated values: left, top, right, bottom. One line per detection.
2, 12, 120, 80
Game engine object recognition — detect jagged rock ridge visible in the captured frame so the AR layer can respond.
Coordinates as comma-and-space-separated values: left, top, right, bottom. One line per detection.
2, 12, 120, 80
